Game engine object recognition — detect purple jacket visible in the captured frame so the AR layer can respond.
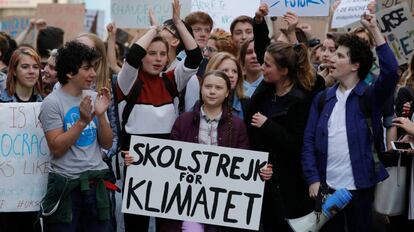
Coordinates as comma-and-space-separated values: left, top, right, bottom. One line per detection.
171, 103, 249, 149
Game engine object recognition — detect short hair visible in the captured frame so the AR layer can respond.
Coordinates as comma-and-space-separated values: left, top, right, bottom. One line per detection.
56, 41, 100, 85
326, 32, 342, 49
230, 16, 253, 35
337, 34, 373, 80
184, 11, 213, 30
6, 48, 42, 96
162, 19, 193, 54
36, 26, 64, 59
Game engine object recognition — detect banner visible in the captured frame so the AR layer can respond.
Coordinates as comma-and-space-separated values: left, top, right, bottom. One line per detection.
0, 103, 50, 212
262, 0, 330, 16
122, 136, 268, 230
331, 0, 371, 28
35, 3, 85, 42
191, 0, 259, 31
0, 16, 35, 44
111, 0, 192, 29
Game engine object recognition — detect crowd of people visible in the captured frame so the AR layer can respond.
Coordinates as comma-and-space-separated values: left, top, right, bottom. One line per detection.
1, 0, 414, 231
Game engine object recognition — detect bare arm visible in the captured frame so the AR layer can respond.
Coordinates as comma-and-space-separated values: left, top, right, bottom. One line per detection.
106, 22, 121, 74
15, 18, 35, 45
173, 0, 198, 51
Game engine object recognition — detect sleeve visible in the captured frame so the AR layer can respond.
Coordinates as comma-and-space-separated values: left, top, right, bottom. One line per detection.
373, 43, 399, 103
39, 97, 63, 133
234, 117, 250, 149
117, 44, 147, 96
170, 116, 183, 141
301, 93, 323, 185
395, 87, 414, 117
253, 18, 270, 65
174, 47, 203, 92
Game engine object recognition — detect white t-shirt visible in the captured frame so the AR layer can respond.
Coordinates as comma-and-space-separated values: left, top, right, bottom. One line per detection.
326, 87, 356, 190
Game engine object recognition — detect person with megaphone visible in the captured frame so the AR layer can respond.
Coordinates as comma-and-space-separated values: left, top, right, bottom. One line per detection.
301, 1, 398, 231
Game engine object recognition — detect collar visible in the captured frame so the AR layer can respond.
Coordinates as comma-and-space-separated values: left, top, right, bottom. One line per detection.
200, 105, 222, 123
326, 80, 368, 101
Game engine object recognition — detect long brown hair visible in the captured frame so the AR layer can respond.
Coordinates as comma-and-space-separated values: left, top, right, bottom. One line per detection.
6, 47, 42, 96
205, 52, 246, 100
200, 70, 234, 146
266, 41, 315, 91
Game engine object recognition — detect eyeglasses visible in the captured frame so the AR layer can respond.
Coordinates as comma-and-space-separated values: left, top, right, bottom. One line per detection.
203, 46, 218, 53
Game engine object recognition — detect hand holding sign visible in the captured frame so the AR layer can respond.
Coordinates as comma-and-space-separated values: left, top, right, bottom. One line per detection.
283, 11, 299, 33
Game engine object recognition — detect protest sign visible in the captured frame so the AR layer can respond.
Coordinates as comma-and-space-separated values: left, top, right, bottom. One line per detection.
35, 3, 85, 42
0, 103, 50, 212
191, 0, 259, 31
262, 0, 330, 16
84, 9, 105, 39
0, 15, 35, 44
122, 136, 268, 230
331, 0, 371, 28
376, 2, 414, 65
111, 0, 191, 29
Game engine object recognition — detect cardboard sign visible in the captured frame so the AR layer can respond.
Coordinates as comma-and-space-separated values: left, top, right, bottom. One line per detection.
35, 3, 85, 42
122, 136, 268, 230
84, 9, 105, 39
191, 0, 259, 31
377, 2, 414, 65
331, 0, 371, 28
0, 15, 35, 44
111, 0, 192, 29
0, 103, 50, 212
262, 0, 330, 16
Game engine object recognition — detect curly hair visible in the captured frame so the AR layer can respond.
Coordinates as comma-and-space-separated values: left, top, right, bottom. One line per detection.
337, 34, 373, 80
209, 30, 238, 57
56, 41, 100, 85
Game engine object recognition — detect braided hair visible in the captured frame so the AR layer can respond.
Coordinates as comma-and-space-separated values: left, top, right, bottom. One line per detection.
200, 70, 233, 146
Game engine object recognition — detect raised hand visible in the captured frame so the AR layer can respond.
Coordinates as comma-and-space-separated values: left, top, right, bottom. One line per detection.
255, 3, 269, 23
283, 11, 299, 33
149, 9, 159, 27
94, 87, 111, 116
79, 95, 93, 125
106, 22, 117, 38
172, 0, 182, 25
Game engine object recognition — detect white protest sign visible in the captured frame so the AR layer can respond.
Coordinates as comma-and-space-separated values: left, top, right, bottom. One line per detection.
376, 2, 414, 65
262, 0, 330, 16
331, 0, 371, 28
122, 136, 268, 230
191, 0, 259, 31
111, 0, 192, 29
0, 103, 50, 212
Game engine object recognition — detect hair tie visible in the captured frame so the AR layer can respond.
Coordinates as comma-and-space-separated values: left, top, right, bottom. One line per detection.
293, 43, 301, 52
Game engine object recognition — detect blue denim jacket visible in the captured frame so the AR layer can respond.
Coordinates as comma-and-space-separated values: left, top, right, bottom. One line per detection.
302, 43, 398, 189
0, 90, 43, 102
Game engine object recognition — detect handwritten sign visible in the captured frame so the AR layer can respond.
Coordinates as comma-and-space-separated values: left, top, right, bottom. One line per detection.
0, 0, 51, 8
35, 4, 85, 42
331, 0, 371, 28
0, 103, 50, 212
262, 0, 330, 16
0, 16, 35, 44
191, 0, 259, 31
377, 3, 414, 65
111, 0, 191, 29
122, 136, 268, 230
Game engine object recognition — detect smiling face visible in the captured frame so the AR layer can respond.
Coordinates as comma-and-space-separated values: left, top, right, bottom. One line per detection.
141, 41, 168, 76
68, 61, 97, 90
43, 55, 57, 84
217, 58, 238, 90
201, 74, 229, 109
15, 54, 40, 89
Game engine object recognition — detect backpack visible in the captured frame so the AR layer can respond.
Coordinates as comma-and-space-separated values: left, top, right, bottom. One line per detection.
317, 89, 381, 174
111, 73, 178, 179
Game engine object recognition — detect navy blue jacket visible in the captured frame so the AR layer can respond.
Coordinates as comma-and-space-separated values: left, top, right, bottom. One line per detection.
302, 43, 398, 189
